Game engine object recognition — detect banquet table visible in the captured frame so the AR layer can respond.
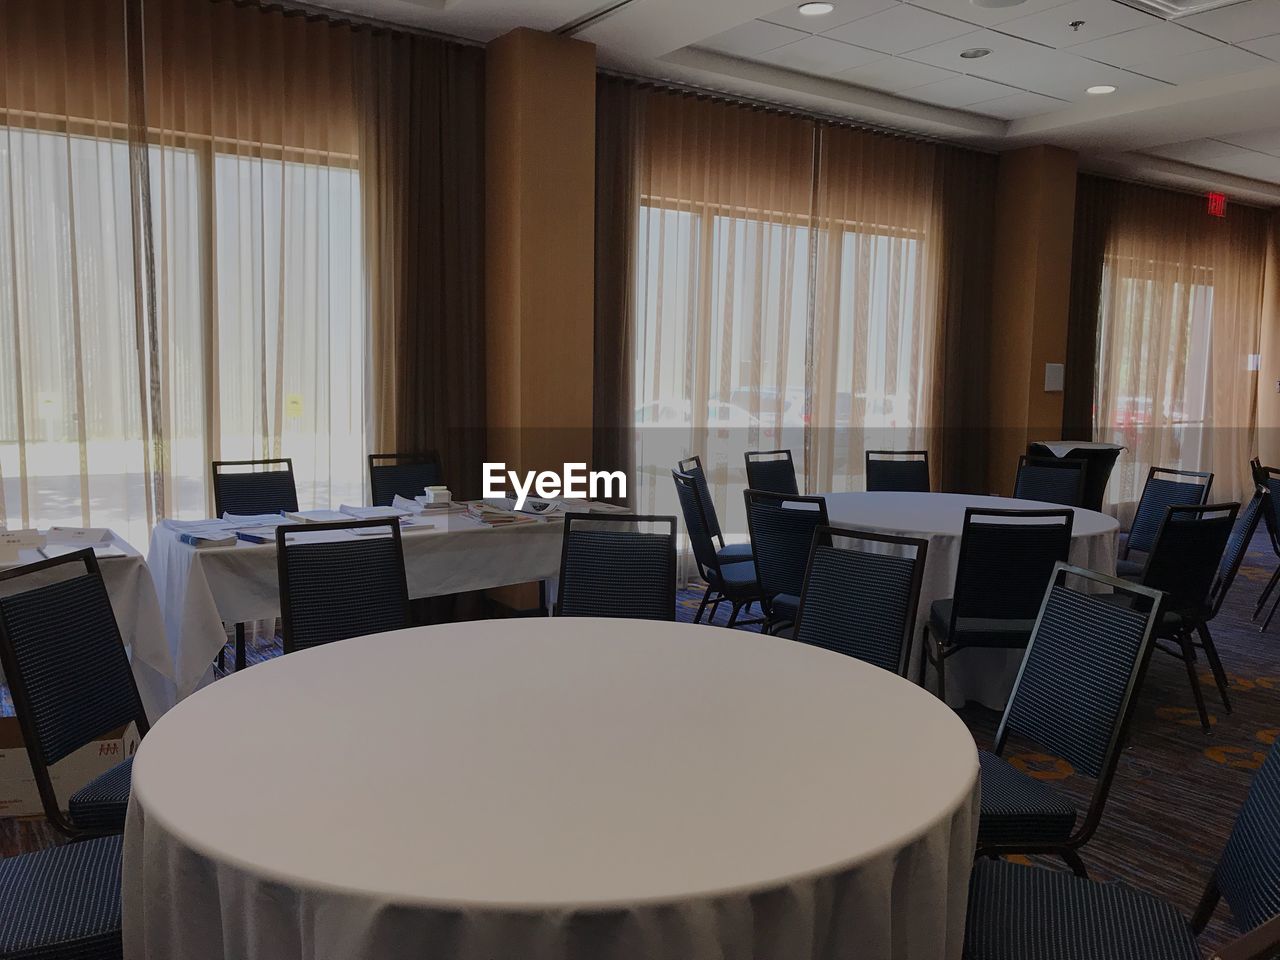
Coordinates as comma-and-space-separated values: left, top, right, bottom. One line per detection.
143, 510, 592, 714
823, 491, 1119, 710
0, 532, 169, 721
124, 617, 980, 960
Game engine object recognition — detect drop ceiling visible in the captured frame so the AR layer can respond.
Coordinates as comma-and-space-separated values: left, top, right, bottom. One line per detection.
306, 0, 1280, 202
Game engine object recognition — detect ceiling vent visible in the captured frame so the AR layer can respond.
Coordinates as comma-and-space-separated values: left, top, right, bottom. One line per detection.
1116, 0, 1249, 18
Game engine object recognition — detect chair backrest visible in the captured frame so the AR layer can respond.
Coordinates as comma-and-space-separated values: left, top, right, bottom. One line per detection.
791, 526, 927, 676
1013, 455, 1086, 507
1125, 466, 1213, 556
555, 514, 677, 620
744, 489, 830, 610
1210, 486, 1267, 617
1140, 502, 1239, 615
744, 450, 799, 496
212, 458, 299, 516
0, 551, 150, 834
865, 450, 930, 493
677, 455, 725, 546
1214, 737, 1280, 933
368, 452, 443, 507
277, 519, 411, 654
952, 508, 1074, 622
673, 470, 723, 580
997, 564, 1161, 840
1253, 461, 1280, 554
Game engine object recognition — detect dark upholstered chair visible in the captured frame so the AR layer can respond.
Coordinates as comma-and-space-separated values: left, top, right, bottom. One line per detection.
1124, 500, 1240, 732
743, 489, 830, 633
920, 508, 1074, 705
277, 519, 411, 654
211, 457, 299, 517
1250, 459, 1280, 629
975, 563, 1163, 878
676, 456, 751, 565
555, 514, 677, 620
744, 449, 799, 496
791, 526, 927, 676
965, 735, 1280, 960
673, 470, 762, 627
211, 457, 300, 671
368, 452, 444, 507
1014, 455, 1086, 507
1116, 465, 1212, 578
0, 833, 124, 959
865, 450, 930, 493
0, 551, 149, 839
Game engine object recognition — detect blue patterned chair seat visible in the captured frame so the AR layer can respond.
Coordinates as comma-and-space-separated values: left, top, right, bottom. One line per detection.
771, 593, 800, 622
965, 857, 1198, 960
716, 542, 753, 564
0, 833, 123, 959
708, 561, 757, 592
68, 757, 133, 834
1115, 557, 1144, 580
978, 750, 1077, 846
930, 600, 1036, 648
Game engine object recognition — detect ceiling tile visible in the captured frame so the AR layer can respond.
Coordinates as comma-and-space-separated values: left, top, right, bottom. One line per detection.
907, 73, 1022, 105
1061, 21, 1220, 66
999, 0, 1156, 48
1219, 127, 1280, 154
756, 35, 887, 73
1132, 43, 1272, 82
904, 27, 1046, 70
970, 90, 1071, 117
1178, 0, 1280, 42
824, 5, 975, 53
905, 0, 1074, 27
1202, 149, 1280, 181
699, 20, 810, 57
759, 0, 898, 33
1145, 138, 1248, 163
837, 55, 958, 89
1240, 31, 1280, 57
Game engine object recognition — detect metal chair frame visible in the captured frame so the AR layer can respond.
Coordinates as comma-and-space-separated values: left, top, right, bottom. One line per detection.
1119, 464, 1213, 561
864, 450, 930, 493
553, 513, 677, 620
744, 449, 799, 496
743, 488, 830, 633
672, 470, 764, 628
367, 451, 444, 507
1013, 454, 1088, 507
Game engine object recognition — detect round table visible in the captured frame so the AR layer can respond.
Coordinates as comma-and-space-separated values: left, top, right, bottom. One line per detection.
124, 617, 980, 960
823, 491, 1119, 709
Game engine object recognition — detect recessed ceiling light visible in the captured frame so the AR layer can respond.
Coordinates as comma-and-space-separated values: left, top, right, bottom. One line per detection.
1086, 84, 1117, 95
797, 1, 835, 13
960, 47, 992, 58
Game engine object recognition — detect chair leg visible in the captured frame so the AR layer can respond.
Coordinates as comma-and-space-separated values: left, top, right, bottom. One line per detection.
235, 622, 247, 672
694, 586, 714, 624
918, 626, 930, 687
726, 602, 742, 628
217, 647, 225, 672
1254, 564, 1280, 621
1196, 623, 1232, 714
1178, 631, 1212, 732
935, 644, 947, 706
1061, 849, 1088, 879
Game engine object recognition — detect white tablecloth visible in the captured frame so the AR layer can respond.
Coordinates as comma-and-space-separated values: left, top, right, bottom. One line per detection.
0, 534, 169, 721
823, 492, 1119, 710
142, 513, 570, 713
124, 618, 980, 960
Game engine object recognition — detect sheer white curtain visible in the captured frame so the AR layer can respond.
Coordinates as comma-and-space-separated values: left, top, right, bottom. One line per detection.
0, 0, 370, 545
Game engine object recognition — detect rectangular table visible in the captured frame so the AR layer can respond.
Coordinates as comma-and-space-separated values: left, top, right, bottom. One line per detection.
143, 509, 616, 714
0, 533, 171, 721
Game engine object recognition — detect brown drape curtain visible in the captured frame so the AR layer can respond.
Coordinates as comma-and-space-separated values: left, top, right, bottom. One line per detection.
355, 32, 487, 499
1062, 175, 1113, 442
592, 76, 640, 504
595, 77, 997, 547
0, 0, 485, 536
1065, 176, 1271, 513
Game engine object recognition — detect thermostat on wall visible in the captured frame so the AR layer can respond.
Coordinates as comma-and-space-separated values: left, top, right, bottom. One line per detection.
1044, 363, 1064, 393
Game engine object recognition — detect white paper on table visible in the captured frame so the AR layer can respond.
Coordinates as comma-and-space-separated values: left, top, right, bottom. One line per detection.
282, 510, 350, 523
46, 526, 112, 544
41, 542, 128, 560
339, 504, 408, 520
222, 513, 287, 527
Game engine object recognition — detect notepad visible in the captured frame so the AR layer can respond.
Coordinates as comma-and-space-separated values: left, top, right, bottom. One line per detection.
40, 542, 127, 560
46, 526, 112, 545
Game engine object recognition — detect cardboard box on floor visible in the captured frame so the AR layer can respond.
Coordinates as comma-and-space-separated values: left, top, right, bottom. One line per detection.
0, 715, 139, 818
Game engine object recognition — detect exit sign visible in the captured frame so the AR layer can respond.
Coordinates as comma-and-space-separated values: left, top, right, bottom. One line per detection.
1207, 192, 1227, 217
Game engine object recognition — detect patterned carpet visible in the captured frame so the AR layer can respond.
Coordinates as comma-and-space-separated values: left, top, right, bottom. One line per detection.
3, 534, 1278, 951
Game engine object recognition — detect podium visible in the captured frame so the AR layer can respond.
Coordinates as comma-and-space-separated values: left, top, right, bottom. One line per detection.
1028, 441, 1124, 513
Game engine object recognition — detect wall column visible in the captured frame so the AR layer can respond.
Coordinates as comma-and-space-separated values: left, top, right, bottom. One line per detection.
985, 145, 1079, 494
